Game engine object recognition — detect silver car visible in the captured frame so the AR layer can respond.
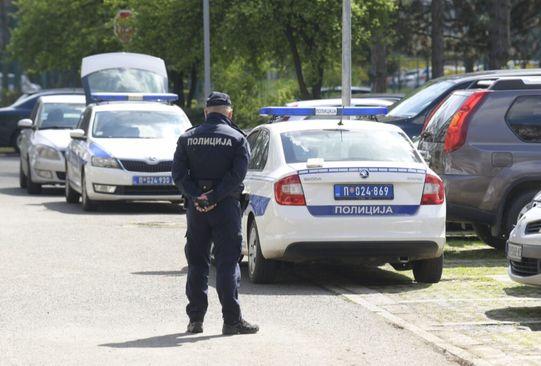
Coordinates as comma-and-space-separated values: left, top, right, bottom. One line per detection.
18, 94, 86, 194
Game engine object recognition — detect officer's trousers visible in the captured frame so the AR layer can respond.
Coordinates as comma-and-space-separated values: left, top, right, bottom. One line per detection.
184, 196, 242, 325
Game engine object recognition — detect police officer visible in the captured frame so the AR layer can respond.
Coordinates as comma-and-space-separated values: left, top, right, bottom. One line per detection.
172, 92, 258, 335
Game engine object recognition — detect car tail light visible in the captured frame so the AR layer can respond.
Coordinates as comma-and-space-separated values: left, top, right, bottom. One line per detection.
444, 91, 490, 153
274, 174, 306, 205
422, 97, 446, 132
421, 174, 445, 205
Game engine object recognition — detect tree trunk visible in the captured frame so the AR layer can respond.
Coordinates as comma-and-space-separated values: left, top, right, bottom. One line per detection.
488, 0, 511, 69
284, 24, 310, 100
463, 52, 475, 73
0, 0, 10, 91
431, 0, 445, 78
370, 32, 387, 93
311, 63, 324, 99
186, 63, 198, 109
170, 70, 185, 108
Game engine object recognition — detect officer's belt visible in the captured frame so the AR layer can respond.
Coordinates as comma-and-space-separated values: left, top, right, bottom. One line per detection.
198, 180, 241, 200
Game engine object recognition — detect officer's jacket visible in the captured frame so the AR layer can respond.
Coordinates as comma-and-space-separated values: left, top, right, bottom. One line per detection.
172, 113, 250, 205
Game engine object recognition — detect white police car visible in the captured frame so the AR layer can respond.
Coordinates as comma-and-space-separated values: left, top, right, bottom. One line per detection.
507, 191, 541, 286
64, 52, 191, 211
18, 94, 86, 194
241, 106, 446, 284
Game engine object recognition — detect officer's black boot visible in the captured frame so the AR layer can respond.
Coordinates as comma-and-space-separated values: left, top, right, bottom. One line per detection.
222, 319, 259, 335
187, 321, 204, 334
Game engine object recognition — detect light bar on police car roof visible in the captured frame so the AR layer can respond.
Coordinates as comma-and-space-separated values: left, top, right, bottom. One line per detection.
90, 92, 179, 103
259, 106, 388, 116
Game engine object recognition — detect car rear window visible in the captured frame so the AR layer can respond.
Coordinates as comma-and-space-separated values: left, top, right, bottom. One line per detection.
280, 129, 421, 164
424, 92, 472, 143
506, 96, 541, 142
387, 80, 454, 118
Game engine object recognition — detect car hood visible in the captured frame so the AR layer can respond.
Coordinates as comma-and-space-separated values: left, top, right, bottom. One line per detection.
35, 130, 73, 150
91, 138, 178, 161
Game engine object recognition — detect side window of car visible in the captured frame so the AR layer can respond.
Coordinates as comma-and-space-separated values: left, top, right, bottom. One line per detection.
32, 102, 43, 126
506, 96, 541, 143
248, 129, 270, 171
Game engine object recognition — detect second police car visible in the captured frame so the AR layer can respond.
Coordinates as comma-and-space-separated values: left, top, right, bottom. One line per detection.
241, 106, 446, 284
64, 52, 192, 211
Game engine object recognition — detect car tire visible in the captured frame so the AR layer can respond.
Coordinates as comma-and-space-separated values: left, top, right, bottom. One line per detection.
81, 173, 97, 211
64, 170, 80, 204
412, 254, 443, 284
26, 159, 42, 194
472, 223, 506, 250
247, 220, 277, 284
503, 189, 538, 236
19, 159, 27, 188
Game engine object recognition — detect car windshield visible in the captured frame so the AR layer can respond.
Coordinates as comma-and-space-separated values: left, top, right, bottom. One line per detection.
388, 80, 454, 118
87, 68, 166, 93
38, 103, 86, 129
92, 110, 190, 139
280, 129, 421, 163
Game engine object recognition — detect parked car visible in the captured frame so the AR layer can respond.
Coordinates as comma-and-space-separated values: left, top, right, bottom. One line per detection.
0, 88, 83, 151
418, 77, 541, 249
65, 52, 191, 211
18, 94, 86, 194
381, 69, 541, 139
507, 191, 541, 285
242, 106, 446, 284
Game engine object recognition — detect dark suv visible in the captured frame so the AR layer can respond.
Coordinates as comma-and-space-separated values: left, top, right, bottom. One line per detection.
382, 69, 541, 139
418, 78, 541, 249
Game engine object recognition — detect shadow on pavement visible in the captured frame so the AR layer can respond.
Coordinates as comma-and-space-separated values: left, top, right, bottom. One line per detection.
100, 332, 224, 348
0, 186, 64, 197
132, 267, 188, 276
504, 286, 541, 298
485, 306, 541, 331
42, 200, 184, 215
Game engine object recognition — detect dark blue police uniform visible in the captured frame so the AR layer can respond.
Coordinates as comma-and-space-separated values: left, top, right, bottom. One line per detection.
172, 98, 250, 327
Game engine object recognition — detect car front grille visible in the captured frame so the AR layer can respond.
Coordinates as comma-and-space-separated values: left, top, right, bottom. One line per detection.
510, 257, 541, 277
115, 185, 180, 196
120, 160, 173, 173
526, 221, 541, 235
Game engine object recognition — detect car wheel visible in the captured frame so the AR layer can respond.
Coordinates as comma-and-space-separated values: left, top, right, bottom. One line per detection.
26, 159, 42, 194
247, 219, 277, 284
503, 189, 538, 235
81, 173, 97, 211
64, 169, 80, 204
412, 254, 443, 284
19, 159, 27, 188
472, 223, 506, 250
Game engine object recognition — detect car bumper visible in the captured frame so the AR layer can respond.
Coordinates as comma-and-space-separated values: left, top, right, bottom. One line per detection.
85, 166, 181, 201
507, 241, 541, 286
253, 204, 446, 262
30, 156, 65, 184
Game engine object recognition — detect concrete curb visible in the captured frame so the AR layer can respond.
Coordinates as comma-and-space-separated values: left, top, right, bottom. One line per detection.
320, 283, 493, 366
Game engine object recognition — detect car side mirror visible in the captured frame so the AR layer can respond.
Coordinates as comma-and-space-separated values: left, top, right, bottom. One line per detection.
418, 150, 431, 162
17, 119, 33, 129
70, 129, 86, 140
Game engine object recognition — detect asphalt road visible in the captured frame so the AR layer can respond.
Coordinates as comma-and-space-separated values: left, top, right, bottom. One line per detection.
0, 154, 458, 366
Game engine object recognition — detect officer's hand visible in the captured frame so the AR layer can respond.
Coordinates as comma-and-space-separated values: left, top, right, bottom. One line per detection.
195, 194, 216, 213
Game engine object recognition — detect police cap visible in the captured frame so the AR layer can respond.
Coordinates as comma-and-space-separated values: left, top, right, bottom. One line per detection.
206, 91, 232, 107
